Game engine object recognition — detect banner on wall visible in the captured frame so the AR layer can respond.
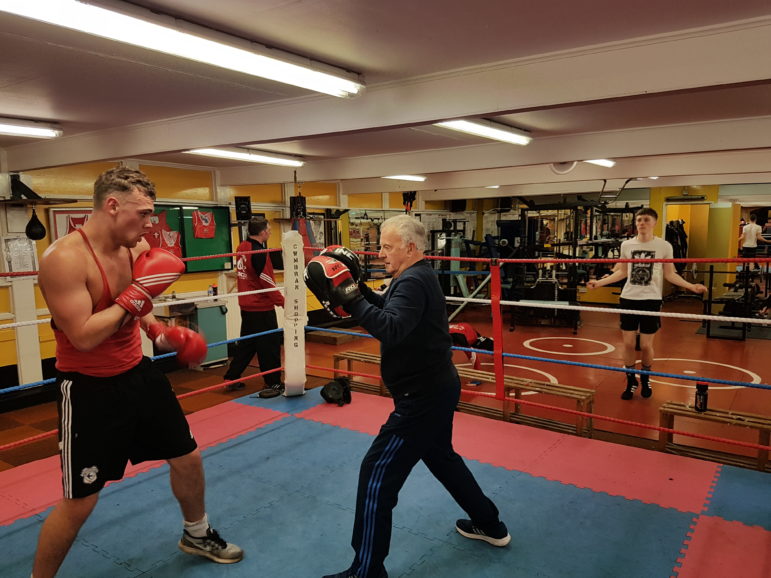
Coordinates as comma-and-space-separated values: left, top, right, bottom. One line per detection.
48, 208, 93, 241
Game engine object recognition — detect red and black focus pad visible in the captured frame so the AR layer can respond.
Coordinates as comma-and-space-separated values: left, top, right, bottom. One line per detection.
449, 322, 479, 348
320, 245, 363, 283
304, 255, 362, 319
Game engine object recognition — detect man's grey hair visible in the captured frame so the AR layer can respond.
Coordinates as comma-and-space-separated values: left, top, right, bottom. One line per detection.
380, 214, 427, 252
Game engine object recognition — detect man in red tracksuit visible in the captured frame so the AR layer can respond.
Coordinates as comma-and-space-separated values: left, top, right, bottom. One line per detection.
224, 217, 285, 395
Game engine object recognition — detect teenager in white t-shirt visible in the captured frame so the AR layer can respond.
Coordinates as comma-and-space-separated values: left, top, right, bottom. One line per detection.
587, 208, 707, 400
738, 214, 769, 267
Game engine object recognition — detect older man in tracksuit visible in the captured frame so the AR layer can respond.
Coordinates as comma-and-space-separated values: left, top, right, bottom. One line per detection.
307, 214, 510, 578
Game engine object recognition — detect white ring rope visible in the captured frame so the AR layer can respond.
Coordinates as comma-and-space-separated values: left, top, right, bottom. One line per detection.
444, 295, 771, 326
0, 287, 284, 331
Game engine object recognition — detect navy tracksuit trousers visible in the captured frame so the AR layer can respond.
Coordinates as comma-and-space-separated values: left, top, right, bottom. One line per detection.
349, 377, 501, 577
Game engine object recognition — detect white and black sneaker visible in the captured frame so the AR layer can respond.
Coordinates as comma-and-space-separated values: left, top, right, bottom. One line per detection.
455, 519, 511, 547
258, 383, 285, 398
179, 527, 243, 564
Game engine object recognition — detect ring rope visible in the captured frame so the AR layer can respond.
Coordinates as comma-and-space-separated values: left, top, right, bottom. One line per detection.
304, 326, 770, 390
0, 365, 286, 453
0, 287, 284, 331
354, 249, 771, 266
1, 244, 767, 460
307, 362, 771, 453
4, 365, 766, 455
306, 364, 382, 382
0, 248, 283, 279
445, 295, 771, 326
463, 389, 771, 452
0, 327, 285, 395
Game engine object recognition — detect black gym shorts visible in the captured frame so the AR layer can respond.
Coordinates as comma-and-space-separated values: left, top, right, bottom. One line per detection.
619, 298, 662, 334
56, 357, 197, 499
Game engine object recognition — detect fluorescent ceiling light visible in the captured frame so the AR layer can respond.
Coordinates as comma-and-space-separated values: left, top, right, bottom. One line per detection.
185, 148, 304, 167
0, 0, 363, 98
485, 185, 500, 189
647, 176, 660, 180
382, 175, 427, 182
434, 119, 531, 146
0, 117, 62, 139
583, 159, 616, 168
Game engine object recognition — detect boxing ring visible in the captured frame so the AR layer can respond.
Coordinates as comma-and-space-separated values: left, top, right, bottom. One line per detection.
1, 232, 770, 577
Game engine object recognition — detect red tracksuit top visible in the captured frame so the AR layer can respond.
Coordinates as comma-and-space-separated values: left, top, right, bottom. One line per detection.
235, 239, 284, 312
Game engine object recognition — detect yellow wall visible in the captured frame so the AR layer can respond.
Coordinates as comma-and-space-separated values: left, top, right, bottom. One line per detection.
26, 162, 118, 197
139, 165, 213, 200
348, 193, 383, 209
221, 183, 283, 204
388, 192, 403, 209
425, 200, 447, 210
707, 205, 741, 292
665, 203, 710, 258
649, 186, 719, 236
294, 182, 337, 207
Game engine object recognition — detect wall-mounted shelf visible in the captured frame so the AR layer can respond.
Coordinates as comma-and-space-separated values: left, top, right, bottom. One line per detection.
0, 198, 76, 206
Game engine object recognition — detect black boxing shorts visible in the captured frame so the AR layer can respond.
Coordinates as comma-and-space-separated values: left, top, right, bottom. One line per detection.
56, 357, 197, 499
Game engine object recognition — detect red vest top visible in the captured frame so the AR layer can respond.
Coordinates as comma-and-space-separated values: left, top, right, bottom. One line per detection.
235, 239, 284, 312
54, 229, 143, 376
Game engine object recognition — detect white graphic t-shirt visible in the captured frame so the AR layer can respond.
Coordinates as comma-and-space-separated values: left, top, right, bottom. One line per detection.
619, 236, 673, 300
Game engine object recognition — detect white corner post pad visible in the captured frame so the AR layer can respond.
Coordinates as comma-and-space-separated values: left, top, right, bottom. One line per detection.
281, 230, 307, 396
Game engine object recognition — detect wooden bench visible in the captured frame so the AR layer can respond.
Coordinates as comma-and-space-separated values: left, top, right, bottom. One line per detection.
332, 350, 389, 397
332, 350, 594, 436
659, 402, 771, 471
453, 366, 594, 436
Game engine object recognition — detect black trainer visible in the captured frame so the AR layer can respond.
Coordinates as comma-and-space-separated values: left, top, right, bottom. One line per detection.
225, 381, 246, 392
455, 519, 511, 547
621, 380, 638, 400
640, 374, 652, 398
178, 527, 243, 564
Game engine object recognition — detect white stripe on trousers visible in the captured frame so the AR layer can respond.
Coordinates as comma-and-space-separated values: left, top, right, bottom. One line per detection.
59, 379, 73, 499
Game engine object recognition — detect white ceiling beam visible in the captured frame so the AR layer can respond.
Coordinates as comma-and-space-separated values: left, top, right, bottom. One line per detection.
5, 18, 771, 171
421, 174, 771, 202
340, 149, 771, 197
221, 117, 771, 186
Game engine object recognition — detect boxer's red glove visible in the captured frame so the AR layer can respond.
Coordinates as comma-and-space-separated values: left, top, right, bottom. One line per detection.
147, 322, 208, 366
320, 245, 363, 283
304, 255, 363, 319
115, 248, 185, 318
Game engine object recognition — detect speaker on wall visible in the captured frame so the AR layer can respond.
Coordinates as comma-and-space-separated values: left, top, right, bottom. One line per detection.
450, 199, 466, 212
234, 196, 252, 221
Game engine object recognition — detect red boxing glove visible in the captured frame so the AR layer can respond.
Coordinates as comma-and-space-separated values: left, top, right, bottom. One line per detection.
148, 322, 208, 366
116, 249, 185, 318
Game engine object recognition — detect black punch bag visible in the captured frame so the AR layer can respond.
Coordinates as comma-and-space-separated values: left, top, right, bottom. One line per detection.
25, 208, 47, 240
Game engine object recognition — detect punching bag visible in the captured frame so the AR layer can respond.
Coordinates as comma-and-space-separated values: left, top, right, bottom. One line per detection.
25, 208, 46, 240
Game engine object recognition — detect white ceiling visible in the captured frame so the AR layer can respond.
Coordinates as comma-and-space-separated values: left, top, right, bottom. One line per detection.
2, 0, 771, 205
